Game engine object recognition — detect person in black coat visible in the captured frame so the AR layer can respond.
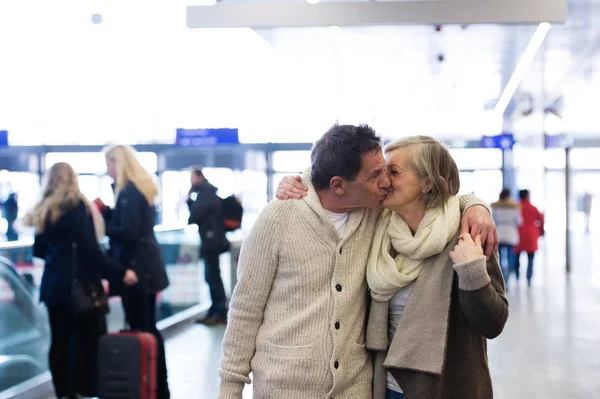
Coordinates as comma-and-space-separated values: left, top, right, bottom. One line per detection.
25, 162, 138, 399
2, 192, 19, 241
100, 145, 171, 399
187, 167, 230, 325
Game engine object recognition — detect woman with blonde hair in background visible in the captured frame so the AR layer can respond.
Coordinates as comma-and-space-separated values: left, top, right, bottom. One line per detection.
95, 145, 171, 398
26, 162, 137, 399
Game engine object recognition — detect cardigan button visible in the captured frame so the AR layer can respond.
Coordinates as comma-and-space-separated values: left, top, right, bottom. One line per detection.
335, 322, 340, 330
335, 284, 342, 292
334, 361, 339, 369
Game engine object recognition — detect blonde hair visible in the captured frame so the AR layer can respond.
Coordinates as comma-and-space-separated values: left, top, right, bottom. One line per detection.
103, 145, 159, 205
384, 136, 460, 209
25, 162, 88, 233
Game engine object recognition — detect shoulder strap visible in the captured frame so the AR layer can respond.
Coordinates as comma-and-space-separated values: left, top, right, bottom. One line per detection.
71, 242, 79, 282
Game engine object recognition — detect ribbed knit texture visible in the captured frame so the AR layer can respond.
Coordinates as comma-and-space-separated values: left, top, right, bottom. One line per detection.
219, 172, 378, 399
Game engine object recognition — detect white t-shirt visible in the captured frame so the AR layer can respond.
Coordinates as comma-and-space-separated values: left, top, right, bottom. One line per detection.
326, 210, 350, 237
387, 282, 414, 393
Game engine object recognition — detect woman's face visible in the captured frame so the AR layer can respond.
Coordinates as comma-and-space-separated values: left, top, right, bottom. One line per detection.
106, 158, 117, 180
382, 148, 428, 211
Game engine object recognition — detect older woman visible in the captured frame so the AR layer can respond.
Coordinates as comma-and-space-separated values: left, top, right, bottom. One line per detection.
367, 136, 508, 399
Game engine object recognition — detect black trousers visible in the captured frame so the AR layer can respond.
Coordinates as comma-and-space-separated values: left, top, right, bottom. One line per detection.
46, 305, 106, 398
122, 293, 170, 399
203, 250, 227, 317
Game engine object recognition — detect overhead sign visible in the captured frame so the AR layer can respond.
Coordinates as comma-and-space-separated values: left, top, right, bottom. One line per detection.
481, 133, 514, 150
545, 133, 573, 148
187, 0, 567, 29
176, 128, 239, 146
0, 130, 7, 147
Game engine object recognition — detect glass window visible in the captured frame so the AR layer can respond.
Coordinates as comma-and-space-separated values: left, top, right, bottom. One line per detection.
570, 148, 600, 170
272, 151, 311, 172
544, 149, 566, 169
449, 148, 502, 170
458, 170, 502, 205
513, 145, 544, 171
46, 152, 157, 175
0, 171, 41, 218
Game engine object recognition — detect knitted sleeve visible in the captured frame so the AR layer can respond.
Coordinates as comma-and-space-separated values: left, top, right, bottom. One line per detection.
458, 194, 490, 213
218, 200, 291, 399
453, 254, 509, 339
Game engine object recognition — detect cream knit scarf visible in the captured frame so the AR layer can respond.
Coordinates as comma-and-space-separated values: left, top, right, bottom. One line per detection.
367, 197, 461, 301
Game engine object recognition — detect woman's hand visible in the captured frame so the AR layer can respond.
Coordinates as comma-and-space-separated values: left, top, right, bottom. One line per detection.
450, 233, 484, 265
275, 175, 308, 200
123, 269, 139, 286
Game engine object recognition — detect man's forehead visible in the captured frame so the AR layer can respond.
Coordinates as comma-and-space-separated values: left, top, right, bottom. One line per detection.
361, 150, 385, 170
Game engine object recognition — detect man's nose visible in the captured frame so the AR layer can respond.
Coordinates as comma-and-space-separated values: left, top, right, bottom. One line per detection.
379, 174, 391, 188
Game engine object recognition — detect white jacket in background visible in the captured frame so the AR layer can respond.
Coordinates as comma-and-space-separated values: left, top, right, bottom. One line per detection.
491, 199, 522, 246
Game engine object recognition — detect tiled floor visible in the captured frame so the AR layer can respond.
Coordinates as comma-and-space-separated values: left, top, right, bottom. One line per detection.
165, 232, 600, 399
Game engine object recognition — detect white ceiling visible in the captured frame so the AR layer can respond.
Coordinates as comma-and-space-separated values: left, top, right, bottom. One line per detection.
0, 0, 599, 145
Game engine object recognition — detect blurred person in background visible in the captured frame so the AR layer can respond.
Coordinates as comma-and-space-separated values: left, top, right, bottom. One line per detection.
25, 162, 137, 399
580, 192, 593, 234
3, 192, 19, 241
187, 166, 230, 326
97, 145, 171, 399
491, 188, 522, 286
515, 189, 544, 287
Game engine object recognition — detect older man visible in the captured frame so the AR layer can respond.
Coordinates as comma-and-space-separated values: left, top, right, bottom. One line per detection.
219, 124, 496, 399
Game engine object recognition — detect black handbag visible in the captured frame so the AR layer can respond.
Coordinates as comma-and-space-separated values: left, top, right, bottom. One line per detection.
70, 242, 109, 316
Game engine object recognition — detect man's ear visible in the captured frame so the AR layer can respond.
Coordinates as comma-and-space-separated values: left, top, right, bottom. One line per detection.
330, 176, 345, 195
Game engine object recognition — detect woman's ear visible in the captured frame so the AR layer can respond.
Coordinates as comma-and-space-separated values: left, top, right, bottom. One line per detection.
422, 179, 433, 194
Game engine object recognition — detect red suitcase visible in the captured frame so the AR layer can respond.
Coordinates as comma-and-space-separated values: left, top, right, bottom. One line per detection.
98, 330, 157, 399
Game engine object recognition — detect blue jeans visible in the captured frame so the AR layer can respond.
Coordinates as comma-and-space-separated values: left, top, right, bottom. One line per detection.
516, 251, 535, 282
498, 244, 517, 282
387, 389, 404, 399
204, 250, 228, 317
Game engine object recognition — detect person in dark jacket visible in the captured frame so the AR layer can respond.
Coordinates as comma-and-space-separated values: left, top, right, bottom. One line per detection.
3, 192, 19, 241
187, 167, 230, 326
100, 145, 171, 399
25, 162, 138, 399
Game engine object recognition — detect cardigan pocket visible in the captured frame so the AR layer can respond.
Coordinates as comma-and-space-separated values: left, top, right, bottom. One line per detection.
264, 340, 315, 359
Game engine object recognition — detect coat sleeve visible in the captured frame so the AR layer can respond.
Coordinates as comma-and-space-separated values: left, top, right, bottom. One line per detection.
33, 234, 47, 259
218, 201, 290, 399
452, 254, 509, 339
105, 188, 142, 244
75, 202, 126, 281
188, 191, 215, 225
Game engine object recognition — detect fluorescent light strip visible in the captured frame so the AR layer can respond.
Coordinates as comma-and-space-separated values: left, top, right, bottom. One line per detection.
494, 22, 551, 116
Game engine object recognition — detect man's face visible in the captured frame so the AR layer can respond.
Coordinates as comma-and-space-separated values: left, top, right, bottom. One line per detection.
342, 150, 390, 209
190, 173, 203, 187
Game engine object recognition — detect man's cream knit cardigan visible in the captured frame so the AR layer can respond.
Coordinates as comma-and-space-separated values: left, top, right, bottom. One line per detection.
219, 172, 484, 399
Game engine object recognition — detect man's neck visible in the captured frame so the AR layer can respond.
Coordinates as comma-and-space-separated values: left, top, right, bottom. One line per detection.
317, 189, 358, 213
